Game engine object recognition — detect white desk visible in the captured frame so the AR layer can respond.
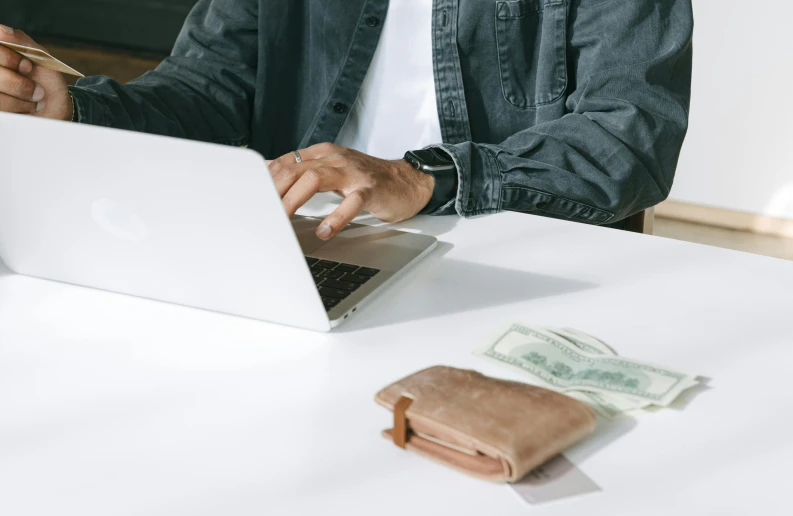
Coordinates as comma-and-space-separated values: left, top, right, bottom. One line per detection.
1, 212, 792, 515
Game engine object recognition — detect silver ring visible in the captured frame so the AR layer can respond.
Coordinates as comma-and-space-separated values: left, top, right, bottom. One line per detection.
293, 150, 303, 163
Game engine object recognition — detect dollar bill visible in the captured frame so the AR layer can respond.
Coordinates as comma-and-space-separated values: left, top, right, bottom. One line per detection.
540, 327, 635, 416
475, 324, 698, 410
545, 327, 618, 356
571, 390, 653, 418
541, 327, 655, 416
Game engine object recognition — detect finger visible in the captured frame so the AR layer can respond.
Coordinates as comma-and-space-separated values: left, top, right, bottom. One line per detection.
272, 159, 333, 197
0, 66, 42, 102
267, 151, 300, 176
269, 148, 320, 176
0, 91, 37, 113
0, 27, 46, 50
301, 142, 339, 159
316, 192, 366, 240
0, 46, 31, 75
268, 142, 340, 176
18, 57, 32, 75
281, 167, 342, 217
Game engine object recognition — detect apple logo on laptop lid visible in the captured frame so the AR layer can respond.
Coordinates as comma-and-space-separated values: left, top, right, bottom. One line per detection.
91, 199, 149, 243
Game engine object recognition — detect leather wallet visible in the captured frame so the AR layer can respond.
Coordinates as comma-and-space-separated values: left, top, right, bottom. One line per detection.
375, 366, 597, 483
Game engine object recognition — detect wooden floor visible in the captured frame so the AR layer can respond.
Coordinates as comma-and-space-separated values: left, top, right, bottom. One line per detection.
44, 44, 793, 262
654, 217, 793, 261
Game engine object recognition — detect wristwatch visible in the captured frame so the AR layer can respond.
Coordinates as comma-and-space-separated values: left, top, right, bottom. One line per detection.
404, 148, 458, 214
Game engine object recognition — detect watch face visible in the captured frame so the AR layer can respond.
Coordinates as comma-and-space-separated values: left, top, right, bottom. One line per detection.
405, 153, 422, 169
405, 149, 456, 174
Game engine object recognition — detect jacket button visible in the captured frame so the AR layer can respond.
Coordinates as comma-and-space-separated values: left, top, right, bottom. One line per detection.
333, 102, 347, 114
366, 16, 380, 28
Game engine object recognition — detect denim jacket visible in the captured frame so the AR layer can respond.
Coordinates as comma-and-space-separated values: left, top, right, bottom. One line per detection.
71, 0, 693, 224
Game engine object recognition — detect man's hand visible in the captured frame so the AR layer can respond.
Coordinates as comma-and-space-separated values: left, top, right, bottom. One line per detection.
268, 143, 435, 240
0, 25, 71, 120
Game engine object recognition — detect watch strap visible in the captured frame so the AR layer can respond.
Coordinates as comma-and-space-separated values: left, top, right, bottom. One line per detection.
405, 148, 458, 214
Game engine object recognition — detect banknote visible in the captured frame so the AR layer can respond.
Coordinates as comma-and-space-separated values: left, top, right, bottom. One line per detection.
0, 41, 84, 77
545, 327, 618, 356
475, 324, 699, 409
571, 390, 652, 418
541, 327, 633, 416
542, 327, 655, 416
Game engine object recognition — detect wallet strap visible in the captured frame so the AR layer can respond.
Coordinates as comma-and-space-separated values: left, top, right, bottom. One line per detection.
393, 396, 414, 449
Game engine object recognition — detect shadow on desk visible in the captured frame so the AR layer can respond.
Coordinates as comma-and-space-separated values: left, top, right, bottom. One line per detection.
0, 258, 11, 278
339, 242, 598, 332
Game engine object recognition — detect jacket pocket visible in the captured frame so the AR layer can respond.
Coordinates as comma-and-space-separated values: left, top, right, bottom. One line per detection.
495, 0, 568, 109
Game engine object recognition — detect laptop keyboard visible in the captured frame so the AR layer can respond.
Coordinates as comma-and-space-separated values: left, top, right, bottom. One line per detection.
305, 257, 380, 311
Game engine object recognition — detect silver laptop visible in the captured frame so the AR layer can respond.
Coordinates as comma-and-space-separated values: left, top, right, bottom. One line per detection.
0, 113, 437, 331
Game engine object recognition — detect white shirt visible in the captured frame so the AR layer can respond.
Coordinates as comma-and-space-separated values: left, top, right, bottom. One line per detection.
335, 0, 442, 159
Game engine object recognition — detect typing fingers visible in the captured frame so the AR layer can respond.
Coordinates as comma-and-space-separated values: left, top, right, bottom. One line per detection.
267, 152, 299, 175
281, 166, 340, 217
268, 142, 343, 177
271, 159, 335, 198
316, 192, 366, 240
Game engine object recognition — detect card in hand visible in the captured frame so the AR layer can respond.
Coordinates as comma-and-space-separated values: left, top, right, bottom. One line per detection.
0, 41, 84, 77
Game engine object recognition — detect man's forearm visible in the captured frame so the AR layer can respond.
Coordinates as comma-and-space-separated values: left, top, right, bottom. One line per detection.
434, 0, 693, 224
71, 0, 258, 146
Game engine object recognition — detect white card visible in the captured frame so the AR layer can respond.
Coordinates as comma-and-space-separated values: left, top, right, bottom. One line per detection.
510, 455, 601, 505
0, 41, 84, 77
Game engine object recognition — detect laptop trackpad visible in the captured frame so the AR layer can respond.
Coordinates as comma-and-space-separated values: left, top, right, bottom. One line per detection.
291, 216, 429, 271
292, 216, 324, 253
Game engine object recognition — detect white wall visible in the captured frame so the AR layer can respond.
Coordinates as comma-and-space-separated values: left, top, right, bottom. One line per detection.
670, 0, 793, 220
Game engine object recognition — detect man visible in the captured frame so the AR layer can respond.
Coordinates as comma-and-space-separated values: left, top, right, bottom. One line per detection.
0, 0, 693, 241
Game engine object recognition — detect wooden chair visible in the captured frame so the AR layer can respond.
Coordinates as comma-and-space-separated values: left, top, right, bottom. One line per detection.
623, 207, 655, 234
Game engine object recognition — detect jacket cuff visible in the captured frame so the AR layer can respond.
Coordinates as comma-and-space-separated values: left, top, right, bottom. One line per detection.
433, 142, 502, 217
68, 85, 113, 127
